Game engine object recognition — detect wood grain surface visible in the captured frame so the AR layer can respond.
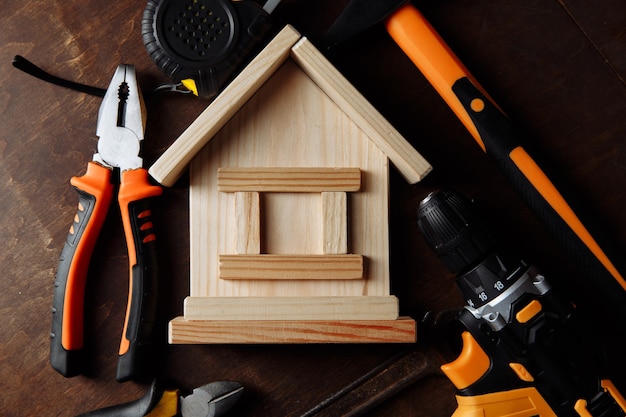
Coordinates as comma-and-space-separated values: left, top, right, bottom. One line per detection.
1, 1, 626, 416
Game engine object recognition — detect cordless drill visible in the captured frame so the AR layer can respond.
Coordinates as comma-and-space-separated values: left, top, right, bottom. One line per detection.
417, 189, 626, 417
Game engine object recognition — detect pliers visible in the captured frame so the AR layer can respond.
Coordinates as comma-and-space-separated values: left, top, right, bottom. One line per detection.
50, 64, 163, 382
76, 380, 244, 417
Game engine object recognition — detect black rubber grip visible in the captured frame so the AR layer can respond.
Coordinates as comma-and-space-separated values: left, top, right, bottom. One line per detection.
50, 190, 96, 376
116, 196, 161, 382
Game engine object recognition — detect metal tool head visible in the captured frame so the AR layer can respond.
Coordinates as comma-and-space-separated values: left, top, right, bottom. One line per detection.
180, 381, 244, 417
94, 64, 146, 171
322, 0, 408, 49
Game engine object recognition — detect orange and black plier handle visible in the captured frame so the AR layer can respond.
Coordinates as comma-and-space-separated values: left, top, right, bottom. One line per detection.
50, 65, 162, 382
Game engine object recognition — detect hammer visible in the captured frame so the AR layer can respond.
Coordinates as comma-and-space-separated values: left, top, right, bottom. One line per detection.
324, 0, 626, 322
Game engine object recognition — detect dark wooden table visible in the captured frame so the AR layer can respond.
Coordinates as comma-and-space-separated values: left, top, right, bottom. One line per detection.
2, 1, 626, 416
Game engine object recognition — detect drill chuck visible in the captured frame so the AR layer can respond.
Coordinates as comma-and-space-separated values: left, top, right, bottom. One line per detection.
417, 189, 494, 273
417, 190, 542, 314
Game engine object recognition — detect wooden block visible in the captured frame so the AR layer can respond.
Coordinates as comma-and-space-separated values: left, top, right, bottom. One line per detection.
169, 316, 417, 344
217, 167, 361, 192
183, 296, 398, 320
322, 192, 347, 254
235, 192, 260, 254
290, 38, 432, 184
148, 25, 302, 187
219, 254, 363, 280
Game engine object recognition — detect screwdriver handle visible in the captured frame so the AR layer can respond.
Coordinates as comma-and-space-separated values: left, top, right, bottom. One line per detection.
116, 168, 162, 382
50, 162, 114, 377
385, 4, 626, 313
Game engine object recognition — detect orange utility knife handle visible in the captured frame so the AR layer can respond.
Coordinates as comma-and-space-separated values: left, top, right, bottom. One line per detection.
385, 4, 626, 316
50, 162, 114, 377
116, 168, 162, 382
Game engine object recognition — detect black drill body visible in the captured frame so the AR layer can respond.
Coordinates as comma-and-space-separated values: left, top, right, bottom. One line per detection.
417, 190, 626, 416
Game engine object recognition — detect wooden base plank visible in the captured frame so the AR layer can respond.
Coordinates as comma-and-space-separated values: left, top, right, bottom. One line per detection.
169, 316, 417, 344
184, 296, 398, 320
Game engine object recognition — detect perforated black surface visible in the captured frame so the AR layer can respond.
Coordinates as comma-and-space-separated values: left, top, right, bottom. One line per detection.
159, 0, 237, 64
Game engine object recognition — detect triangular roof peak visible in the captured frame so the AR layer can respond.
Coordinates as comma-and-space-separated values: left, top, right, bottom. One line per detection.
149, 25, 431, 187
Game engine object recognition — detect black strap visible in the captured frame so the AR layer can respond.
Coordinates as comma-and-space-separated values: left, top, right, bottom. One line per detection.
12, 55, 106, 97
12, 55, 193, 97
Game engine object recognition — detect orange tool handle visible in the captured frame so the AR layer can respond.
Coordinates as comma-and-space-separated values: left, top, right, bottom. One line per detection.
50, 162, 114, 377
115, 168, 162, 382
385, 4, 626, 316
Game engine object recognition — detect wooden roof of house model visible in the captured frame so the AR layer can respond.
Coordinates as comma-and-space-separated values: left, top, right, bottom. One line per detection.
149, 25, 431, 187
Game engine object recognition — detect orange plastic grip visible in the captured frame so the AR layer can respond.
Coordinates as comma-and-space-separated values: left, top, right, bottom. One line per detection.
62, 162, 114, 349
385, 4, 490, 150
441, 331, 491, 390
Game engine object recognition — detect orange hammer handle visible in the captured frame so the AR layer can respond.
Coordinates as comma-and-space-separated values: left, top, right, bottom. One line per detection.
385, 4, 626, 316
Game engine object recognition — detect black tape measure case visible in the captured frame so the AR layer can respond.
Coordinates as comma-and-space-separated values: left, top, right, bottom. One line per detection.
142, 0, 273, 98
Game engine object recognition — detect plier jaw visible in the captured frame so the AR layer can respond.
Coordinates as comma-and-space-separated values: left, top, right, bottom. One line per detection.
76, 380, 244, 417
94, 64, 146, 171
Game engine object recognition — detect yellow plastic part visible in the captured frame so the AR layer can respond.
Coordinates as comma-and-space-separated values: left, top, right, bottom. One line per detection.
450, 379, 626, 416
441, 331, 491, 390
145, 389, 179, 417
516, 300, 542, 324
509, 363, 534, 382
181, 78, 199, 96
602, 379, 626, 412
452, 387, 557, 417
574, 399, 593, 417
573, 380, 626, 416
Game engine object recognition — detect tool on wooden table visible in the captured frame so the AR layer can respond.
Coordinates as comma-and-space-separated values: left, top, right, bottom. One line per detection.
50, 64, 163, 382
142, 0, 282, 98
76, 380, 243, 417
417, 189, 626, 416
323, 0, 626, 323
296, 333, 451, 417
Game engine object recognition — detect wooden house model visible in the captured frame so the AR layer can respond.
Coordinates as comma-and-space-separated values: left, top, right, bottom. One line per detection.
149, 26, 432, 344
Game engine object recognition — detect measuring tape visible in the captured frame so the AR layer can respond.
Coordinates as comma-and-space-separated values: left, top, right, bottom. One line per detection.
142, 0, 279, 98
